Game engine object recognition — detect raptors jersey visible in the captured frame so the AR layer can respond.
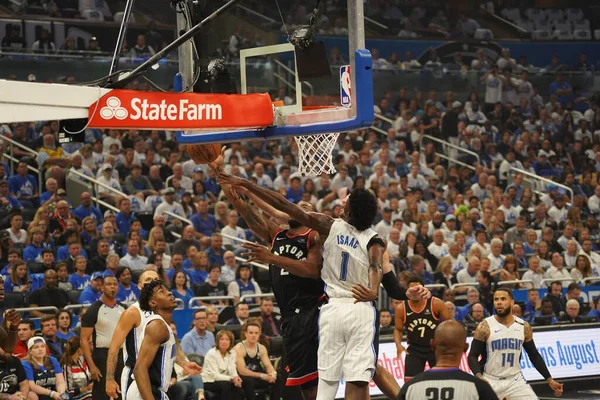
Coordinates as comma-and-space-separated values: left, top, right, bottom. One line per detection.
404, 297, 440, 348
270, 228, 325, 313
483, 315, 525, 378
322, 219, 379, 298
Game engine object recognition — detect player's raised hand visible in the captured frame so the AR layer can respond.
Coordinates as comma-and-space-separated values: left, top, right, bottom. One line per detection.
548, 379, 563, 397
406, 285, 431, 301
207, 146, 226, 171
351, 283, 378, 303
4, 309, 21, 330
182, 360, 202, 376
241, 242, 273, 264
218, 171, 246, 187
106, 379, 121, 399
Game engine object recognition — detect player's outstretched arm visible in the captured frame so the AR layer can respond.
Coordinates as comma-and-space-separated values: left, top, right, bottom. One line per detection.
133, 320, 170, 400
242, 231, 322, 279
209, 148, 279, 243
523, 322, 563, 397
0, 310, 21, 353
105, 307, 141, 398
218, 172, 334, 238
468, 320, 490, 381
238, 186, 290, 226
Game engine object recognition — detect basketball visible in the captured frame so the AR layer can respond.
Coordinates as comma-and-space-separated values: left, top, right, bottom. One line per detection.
186, 143, 222, 164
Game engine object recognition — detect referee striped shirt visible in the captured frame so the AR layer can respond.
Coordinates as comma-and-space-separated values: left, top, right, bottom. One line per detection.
398, 368, 499, 400
81, 300, 126, 348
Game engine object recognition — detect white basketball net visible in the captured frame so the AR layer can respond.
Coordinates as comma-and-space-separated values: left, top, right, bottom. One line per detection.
294, 133, 340, 176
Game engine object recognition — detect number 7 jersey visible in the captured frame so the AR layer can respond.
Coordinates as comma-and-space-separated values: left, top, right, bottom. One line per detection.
483, 315, 525, 378
322, 219, 379, 299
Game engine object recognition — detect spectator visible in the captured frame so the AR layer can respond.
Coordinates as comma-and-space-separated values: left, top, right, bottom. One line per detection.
558, 299, 583, 323
130, 34, 155, 57
72, 192, 103, 223
543, 281, 566, 316
28, 269, 69, 318
40, 314, 66, 359
78, 272, 103, 304
170, 270, 194, 305
407, 255, 434, 285
456, 257, 480, 289
9, 162, 39, 209
205, 234, 226, 266
21, 337, 67, 398
546, 253, 571, 286
225, 302, 250, 326
48, 201, 78, 237
523, 288, 541, 322
201, 330, 243, 399
571, 255, 593, 283
14, 320, 43, 360
259, 298, 280, 337
68, 256, 90, 290
120, 239, 148, 272
115, 266, 139, 303
96, 164, 122, 204
0, 180, 23, 210
90, 222, 122, 259
115, 198, 136, 236
227, 264, 261, 305
56, 310, 75, 341
124, 163, 156, 198
187, 251, 208, 285
233, 320, 280, 400
194, 265, 228, 306
173, 225, 202, 256
220, 251, 238, 285
522, 256, 544, 288
1, 25, 26, 52
60, 336, 93, 399
221, 211, 246, 252
154, 187, 186, 225
31, 29, 56, 54
181, 309, 215, 356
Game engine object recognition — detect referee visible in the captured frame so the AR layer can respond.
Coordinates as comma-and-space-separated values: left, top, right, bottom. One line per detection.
398, 320, 499, 400
80, 275, 126, 400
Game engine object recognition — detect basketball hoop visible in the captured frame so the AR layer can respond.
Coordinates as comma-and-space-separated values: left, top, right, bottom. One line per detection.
294, 132, 340, 176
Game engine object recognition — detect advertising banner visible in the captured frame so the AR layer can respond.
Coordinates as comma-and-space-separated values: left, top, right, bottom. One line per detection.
336, 326, 600, 398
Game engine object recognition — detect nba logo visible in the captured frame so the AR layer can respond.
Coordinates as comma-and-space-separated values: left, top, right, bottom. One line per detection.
340, 65, 351, 107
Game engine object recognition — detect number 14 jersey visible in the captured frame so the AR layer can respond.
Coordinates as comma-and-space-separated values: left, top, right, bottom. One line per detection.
484, 315, 525, 378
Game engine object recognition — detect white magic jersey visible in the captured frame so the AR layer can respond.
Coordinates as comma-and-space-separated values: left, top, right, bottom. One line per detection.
322, 219, 379, 298
121, 302, 154, 393
484, 315, 526, 378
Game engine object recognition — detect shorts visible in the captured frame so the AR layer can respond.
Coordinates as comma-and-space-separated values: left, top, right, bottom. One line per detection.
281, 305, 320, 388
126, 380, 170, 400
405, 345, 436, 380
484, 372, 537, 399
317, 298, 377, 382
121, 365, 132, 397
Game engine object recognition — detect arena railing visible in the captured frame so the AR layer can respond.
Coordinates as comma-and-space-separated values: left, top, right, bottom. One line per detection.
0, 135, 43, 187
424, 284, 446, 292
497, 279, 534, 288
372, 113, 394, 136
188, 296, 235, 309
451, 282, 480, 291
508, 166, 574, 204
582, 277, 600, 285
14, 306, 59, 314
541, 278, 576, 287
419, 134, 480, 170
240, 293, 275, 303
272, 58, 314, 97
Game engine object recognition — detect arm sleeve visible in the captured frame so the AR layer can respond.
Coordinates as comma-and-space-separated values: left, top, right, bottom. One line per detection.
475, 378, 499, 399
523, 340, 552, 380
381, 271, 408, 300
467, 339, 487, 375
81, 302, 100, 327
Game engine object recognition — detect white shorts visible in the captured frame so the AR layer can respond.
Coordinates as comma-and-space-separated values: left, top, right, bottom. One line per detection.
121, 365, 131, 397
317, 298, 377, 382
125, 380, 170, 400
484, 372, 538, 399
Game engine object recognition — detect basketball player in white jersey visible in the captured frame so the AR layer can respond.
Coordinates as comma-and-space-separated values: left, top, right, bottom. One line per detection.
468, 288, 563, 399
105, 270, 201, 399
220, 172, 404, 400
128, 279, 178, 400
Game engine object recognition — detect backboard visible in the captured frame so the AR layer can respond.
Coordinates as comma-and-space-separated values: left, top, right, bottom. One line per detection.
175, 0, 374, 145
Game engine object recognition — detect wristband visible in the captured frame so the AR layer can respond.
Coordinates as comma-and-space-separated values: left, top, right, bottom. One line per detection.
8, 324, 18, 332
49, 391, 54, 398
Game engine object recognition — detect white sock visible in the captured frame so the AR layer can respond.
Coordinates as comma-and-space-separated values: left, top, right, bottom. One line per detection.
316, 378, 339, 400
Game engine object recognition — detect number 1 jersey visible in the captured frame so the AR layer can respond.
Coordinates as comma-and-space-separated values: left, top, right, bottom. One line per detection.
322, 219, 379, 299
484, 315, 526, 378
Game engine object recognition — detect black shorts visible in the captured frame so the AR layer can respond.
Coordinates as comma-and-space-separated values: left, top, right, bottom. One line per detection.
281, 306, 320, 388
405, 345, 436, 379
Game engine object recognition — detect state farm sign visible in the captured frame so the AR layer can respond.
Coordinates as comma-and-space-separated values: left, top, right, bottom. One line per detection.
88, 90, 274, 130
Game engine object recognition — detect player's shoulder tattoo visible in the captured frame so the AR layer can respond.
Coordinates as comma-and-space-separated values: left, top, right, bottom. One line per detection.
524, 321, 533, 341
473, 320, 490, 341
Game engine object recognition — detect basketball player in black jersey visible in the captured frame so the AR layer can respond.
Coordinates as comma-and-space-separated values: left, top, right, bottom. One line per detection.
209, 148, 429, 399
394, 276, 451, 381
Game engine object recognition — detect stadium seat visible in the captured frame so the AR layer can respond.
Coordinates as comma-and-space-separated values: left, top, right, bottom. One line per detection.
217, 306, 235, 324
532, 30, 552, 40
573, 20, 590, 31
566, 8, 584, 21
553, 20, 572, 31
534, 20, 550, 31
81, 9, 104, 20
27, 262, 46, 274
67, 290, 82, 305
474, 29, 494, 40
525, 8, 546, 22
545, 9, 565, 21
216, 324, 242, 341
131, 269, 141, 284
554, 30, 574, 40
573, 29, 592, 40
22, 208, 37, 223
268, 336, 284, 360
3, 292, 25, 309
595, 30, 600, 40
516, 20, 534, 32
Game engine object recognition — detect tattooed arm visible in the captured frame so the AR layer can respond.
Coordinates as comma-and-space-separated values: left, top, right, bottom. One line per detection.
467, 320, 490, 379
